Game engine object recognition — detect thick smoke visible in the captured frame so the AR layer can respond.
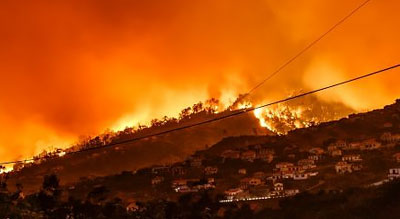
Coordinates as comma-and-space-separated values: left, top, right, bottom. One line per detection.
0, 0, 399, 161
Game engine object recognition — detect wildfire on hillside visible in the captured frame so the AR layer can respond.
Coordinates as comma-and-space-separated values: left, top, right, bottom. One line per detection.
239, 94, 354, 134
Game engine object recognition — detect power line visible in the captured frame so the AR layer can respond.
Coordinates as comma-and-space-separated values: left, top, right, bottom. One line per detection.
241, 0, 371, 100
1, 63, 399, 166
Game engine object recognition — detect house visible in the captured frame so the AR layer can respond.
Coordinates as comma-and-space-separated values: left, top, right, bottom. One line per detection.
126, 202, 139, 212
273, 183, 283, 191
271, 169, 295, 180
204, 166, 218, 175
257, 150, 274, 163
256, 148, 274, 156
328, 144, 342, 156
225, 188, 243, 200
327, 145, 338, 152
270, 171, 283, 180
171, 166, 186, 176
309, 147, 325, 155
381, 132, 400, 143
175, 185, 198, 193
335, 162, 353, 174
151, 166, 170, 175
172, 179, 202, 192
298, 159, 316, 169
393, 153, 400, 163
189, 157, 202, 167
330, 149, 342, 157
193, 183, 215, 190
221, 150, 240, 159
383, 122, 393, 128
330, 140, 347, 149
241, 150, 256, 162
285, 189, 300, 196
308, 154, 323, 161
172, 179, 188, 188
360, 139, 382, 150
240, 178, 262, 189
238, 168, 247, 175
275, 162, 294, 171
151, 176, 164, 185
293, 172, 309, 180
388, 168, 400, 180
351, 163, 363, 171
280, 170, 295, 179
346, 142, 362, 150
342, 154, 362, 162
381, 132, 392, 142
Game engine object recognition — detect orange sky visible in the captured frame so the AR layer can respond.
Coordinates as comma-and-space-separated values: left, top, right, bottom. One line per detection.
0, 0, 399, 161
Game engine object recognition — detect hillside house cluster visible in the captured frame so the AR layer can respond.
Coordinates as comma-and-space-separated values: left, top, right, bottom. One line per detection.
220, 145, 274, 163
269, 161, 318, 181
381, 132, 400, 143
330, 138, 386, 152
224, 180, 299, 201
146, 128, 400, 202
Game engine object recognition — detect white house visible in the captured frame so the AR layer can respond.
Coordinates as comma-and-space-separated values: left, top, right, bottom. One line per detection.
273, 182, 284, 191
388, 168, 400, 180
342, 154, 362, 162
335, 162, 353, 174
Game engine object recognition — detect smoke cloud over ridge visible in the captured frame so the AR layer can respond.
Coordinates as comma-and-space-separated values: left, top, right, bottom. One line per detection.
0, 0, 399, 161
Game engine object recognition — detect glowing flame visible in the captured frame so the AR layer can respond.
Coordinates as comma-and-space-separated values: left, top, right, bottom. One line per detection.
58, 151, 66, 157
252, 102, 325, 134
253, 108, 275, 132
237, 102, 252, 110
0, 164, 14, 174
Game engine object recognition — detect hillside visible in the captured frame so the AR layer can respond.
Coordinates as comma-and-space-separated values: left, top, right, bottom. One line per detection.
1, 99, 400, 217
48, 99, 400, 204
6, 109, 270, 194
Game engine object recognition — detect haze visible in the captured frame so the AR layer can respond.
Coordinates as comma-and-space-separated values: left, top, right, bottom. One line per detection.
0, 0, 399, 161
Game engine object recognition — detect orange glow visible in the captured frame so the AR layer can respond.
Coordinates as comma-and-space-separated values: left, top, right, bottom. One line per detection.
0, 0, 400, 162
